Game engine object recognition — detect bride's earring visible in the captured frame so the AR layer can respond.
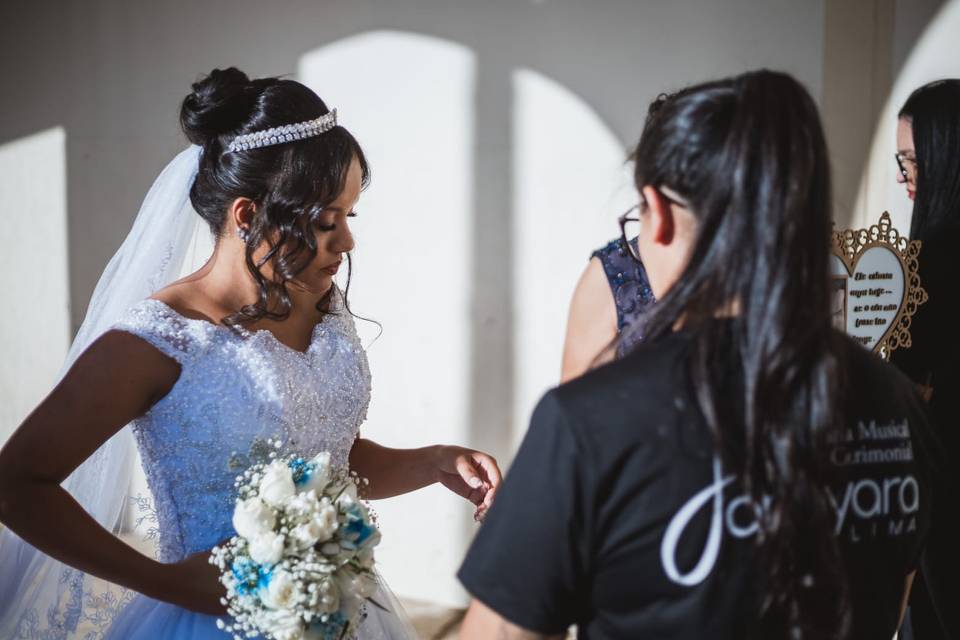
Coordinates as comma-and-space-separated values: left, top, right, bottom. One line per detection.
236, 226, 249, 243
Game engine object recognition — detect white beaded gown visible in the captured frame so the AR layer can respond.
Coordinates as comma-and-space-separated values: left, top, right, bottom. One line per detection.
100, 296, 413, 639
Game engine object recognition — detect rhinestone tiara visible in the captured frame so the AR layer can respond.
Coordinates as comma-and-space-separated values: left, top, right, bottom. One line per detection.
222, 109, 338, 154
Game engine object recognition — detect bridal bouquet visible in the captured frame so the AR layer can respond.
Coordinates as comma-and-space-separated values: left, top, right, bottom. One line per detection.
210, 446, 382, 640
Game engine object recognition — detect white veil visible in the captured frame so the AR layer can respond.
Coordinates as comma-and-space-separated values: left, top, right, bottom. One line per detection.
0, 146, 206, 639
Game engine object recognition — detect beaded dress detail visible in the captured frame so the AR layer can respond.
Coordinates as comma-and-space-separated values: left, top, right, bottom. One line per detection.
591, 237, 655, 354
101, 296, 412, 639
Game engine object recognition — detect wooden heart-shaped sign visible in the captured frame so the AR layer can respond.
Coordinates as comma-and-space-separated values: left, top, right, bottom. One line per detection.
830, 247, 905, 352
831, 212, 927, 359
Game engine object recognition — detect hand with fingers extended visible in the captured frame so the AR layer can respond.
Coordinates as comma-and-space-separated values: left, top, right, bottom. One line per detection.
433, 445, 502, 521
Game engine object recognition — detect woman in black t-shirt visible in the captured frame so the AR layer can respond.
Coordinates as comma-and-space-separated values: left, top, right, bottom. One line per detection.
890, 79, 960, 640
458, 70, 935, 640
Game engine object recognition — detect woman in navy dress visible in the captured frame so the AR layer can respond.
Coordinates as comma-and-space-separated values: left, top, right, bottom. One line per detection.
561, 235, 655, 381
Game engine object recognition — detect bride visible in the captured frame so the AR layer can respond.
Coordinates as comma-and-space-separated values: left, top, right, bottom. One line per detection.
0, 67, 501, 639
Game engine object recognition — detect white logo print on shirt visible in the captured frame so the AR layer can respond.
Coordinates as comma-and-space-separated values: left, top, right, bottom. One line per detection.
659, 457, 919, 587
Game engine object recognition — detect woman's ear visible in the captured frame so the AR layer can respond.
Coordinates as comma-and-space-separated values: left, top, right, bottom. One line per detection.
641, 185, 675, 246
228, 197, 257, 233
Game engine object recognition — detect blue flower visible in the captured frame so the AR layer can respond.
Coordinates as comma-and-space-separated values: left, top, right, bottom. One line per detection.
257, 565, 273, 591
230, 558, 273, 596
288, 457, 314, 486
342, 503, 375, 546
231, 557, 261, 596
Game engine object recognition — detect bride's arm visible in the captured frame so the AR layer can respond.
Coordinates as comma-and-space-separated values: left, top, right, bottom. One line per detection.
348, 438, 501, 514
0, 330, 222, 613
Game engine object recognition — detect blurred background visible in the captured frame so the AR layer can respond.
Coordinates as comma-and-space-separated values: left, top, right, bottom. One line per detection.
1, 0, 957, 635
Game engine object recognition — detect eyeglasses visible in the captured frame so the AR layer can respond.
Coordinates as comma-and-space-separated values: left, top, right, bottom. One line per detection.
618, 205, 642, 262
894, 152, 916, 179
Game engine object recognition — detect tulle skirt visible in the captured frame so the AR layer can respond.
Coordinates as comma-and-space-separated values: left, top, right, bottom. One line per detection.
104, 579, 417, 640
103, 595, 222, 639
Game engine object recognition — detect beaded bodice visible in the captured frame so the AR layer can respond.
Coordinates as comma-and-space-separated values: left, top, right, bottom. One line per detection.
112, 297, 370, 562
591, 237, 655, 353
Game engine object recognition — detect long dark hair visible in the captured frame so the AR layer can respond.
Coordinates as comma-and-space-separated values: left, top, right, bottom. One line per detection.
180, 67, 369, 327
631, 70, 849, 638
899, 79, 960, 239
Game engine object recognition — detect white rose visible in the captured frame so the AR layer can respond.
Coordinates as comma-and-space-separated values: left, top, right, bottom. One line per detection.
285, 490, 320, 519
335, 480, 359, 506
232, 497, 276, 540
336, 569, 378, 599
290, 521, 322, 551
301, 452, 332, 494
359, 527, 381, 550
357, 547, 375, 570
249, 531, 285, 566
261, 608, 304, 640
335, 570, 378, 618
259, 460, 296, 507
316, 575, 341, 615
260, 568, 302, 611
313, 500, 339, 543
289, 502, 337, 551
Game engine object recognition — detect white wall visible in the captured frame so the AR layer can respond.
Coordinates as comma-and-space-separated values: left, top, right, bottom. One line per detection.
511, 68, 638, 447
853, 0, 960, 233
298, 30, 477, 606
893, 0, 948, 75
0, 127, 70, 446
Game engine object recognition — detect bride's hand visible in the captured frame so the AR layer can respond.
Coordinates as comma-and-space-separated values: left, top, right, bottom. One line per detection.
166, 548, 228, 616
433, 446, 502, 521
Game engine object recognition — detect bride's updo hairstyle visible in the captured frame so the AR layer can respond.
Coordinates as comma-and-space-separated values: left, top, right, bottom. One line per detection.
180, 67, 368, 327
630, 71, 849, 639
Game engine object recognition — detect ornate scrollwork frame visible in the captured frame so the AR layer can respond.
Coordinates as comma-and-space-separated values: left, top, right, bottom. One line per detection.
832, 212, 928, 359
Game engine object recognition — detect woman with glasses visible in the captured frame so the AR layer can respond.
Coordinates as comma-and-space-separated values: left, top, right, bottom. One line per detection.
895, 150, 918, 201
559, 202, 656, 382
890, 79, 960, 640
457, 70, 937, 640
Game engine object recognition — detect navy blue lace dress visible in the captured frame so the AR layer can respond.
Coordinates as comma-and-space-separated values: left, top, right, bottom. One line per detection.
590, 238, 655, 354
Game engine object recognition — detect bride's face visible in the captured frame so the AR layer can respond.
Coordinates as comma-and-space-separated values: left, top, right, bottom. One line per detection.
286, 156, 363, 295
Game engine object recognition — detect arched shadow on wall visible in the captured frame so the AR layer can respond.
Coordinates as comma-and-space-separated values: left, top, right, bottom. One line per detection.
292, 29, 630, 605
853, 0, 960, 233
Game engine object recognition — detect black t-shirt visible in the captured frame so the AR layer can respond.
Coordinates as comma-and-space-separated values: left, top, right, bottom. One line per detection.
890, 230, 960, 638
459, 329, 935, 639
